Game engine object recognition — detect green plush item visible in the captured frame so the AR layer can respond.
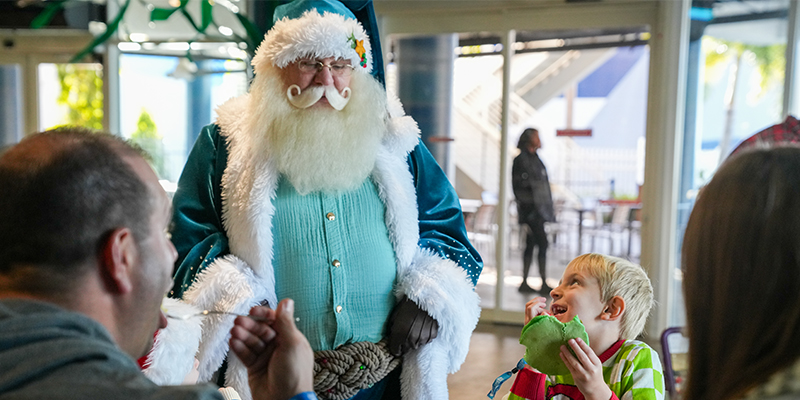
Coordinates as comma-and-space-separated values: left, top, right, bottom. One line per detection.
520, 314, 589, 375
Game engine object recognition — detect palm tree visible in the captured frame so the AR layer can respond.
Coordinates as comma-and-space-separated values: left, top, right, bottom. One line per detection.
702, 36, 785, 166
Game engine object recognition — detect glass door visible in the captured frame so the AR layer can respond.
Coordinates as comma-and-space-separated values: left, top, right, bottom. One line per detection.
378, 0, 684, 327
675, 3, 789, 328
444, 32, 650, 315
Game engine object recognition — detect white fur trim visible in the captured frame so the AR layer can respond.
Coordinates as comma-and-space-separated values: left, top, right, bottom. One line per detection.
216, 97, 279, 310
395, 248, 481, 374
387, 89, 406, 119
383, 89, 421, 159
225, 354, 252, 400
387, 116, 422, 154
253, 10, 372, 75
182, 255, 271, 381
401, 341, 451, 400
143, 298, 202, 385
372, 145, 419, 270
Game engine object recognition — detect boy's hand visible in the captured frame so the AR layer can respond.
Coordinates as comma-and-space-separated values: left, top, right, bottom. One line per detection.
560, 338, 612, 400
524, 297, 550, 324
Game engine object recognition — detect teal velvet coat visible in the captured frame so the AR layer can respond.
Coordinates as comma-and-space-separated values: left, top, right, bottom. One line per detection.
147, 93, 482, 400
169, 126, 482, 299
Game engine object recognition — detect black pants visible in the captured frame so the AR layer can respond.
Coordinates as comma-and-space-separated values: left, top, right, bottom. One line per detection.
522, 219, 548, 283
378, 364, 403, 400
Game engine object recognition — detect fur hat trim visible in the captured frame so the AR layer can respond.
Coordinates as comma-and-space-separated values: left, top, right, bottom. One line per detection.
252, 10, 372, 75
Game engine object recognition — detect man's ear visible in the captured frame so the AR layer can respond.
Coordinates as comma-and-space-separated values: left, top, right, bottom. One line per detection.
601, 296, 625, 321
100, 227, 137, 295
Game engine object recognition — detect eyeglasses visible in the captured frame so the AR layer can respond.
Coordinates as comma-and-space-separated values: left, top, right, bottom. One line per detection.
296, 59, 355, 77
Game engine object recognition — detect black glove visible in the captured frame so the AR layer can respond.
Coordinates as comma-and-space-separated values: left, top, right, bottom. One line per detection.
386, 296, 439, 357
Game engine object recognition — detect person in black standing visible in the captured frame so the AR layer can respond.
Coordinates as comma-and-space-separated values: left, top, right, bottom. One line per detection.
512, 128, 556, 294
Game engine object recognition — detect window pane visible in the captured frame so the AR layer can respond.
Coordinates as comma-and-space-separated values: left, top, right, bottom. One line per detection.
118, 53, 247, 189
38, 63, 104, 131
675, 12, 788, 329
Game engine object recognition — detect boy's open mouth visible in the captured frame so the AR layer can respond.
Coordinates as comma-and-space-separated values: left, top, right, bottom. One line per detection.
551, 304, 567, 316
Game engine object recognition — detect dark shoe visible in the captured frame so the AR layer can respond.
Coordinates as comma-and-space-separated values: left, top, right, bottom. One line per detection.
518, 282, 536, 293
539, 282, 553, 294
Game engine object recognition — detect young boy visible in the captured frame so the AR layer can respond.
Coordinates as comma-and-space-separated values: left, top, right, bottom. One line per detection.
505, 253, 664, 400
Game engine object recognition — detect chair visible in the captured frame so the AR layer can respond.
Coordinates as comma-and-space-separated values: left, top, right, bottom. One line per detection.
586, 205, 631, 256
626, 206, 641, 257
466, 203, 497, 260
660, 327, 688, 399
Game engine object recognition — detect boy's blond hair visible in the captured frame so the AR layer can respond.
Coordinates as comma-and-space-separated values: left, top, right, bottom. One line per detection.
568, 253, 654, 340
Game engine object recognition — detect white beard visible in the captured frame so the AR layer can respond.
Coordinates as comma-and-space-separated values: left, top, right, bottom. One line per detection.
246, 66, 388, 195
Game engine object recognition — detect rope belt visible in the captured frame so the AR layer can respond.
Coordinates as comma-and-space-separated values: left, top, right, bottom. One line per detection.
313, 339, 401, 400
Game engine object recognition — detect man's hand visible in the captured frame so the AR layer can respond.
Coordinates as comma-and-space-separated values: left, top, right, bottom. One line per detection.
229, 299, 314, 400
387, 297, 438, 357
559, 338, 612, 400
524, 297, 549, 324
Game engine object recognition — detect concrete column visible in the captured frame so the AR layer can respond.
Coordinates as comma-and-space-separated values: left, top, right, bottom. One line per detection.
394, 34, 457, 180
784, 0, 800, 118
187, 60, 212, 155
0, 64, 23, 146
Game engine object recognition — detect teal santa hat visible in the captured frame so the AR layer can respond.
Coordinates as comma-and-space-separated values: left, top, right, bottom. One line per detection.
252, 0, 385, 85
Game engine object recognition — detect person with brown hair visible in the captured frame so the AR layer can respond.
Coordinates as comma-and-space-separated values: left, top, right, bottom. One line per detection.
0, 128, 317, 400
682, 146, 800, 400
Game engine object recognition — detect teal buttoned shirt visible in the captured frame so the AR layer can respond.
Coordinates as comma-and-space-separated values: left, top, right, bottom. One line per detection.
272, 175, 397, 351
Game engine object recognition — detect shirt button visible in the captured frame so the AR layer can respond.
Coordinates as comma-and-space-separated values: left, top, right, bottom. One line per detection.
336, 305, 343, 313
326, 212, 335, 221
332, 259, 341, 267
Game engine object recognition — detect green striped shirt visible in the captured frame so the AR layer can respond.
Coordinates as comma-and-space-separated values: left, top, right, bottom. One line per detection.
506, 340, 665, 400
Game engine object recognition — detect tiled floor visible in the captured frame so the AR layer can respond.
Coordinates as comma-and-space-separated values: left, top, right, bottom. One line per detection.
447, 322, 525, 399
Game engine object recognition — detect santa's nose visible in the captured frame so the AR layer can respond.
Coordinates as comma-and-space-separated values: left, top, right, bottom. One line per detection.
314, 66, 334, 87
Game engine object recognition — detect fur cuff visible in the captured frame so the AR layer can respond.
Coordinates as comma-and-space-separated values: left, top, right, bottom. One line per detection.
395, 248, 481, 374
225, 354, 252, 400
183, 254, 272, 381
143, 298, 202, 385
400, 340, 451, 400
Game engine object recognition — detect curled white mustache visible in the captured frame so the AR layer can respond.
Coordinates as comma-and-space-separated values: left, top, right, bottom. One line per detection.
286, 84, 351, 110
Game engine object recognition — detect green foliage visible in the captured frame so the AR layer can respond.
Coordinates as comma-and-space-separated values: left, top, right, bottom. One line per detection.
30, 0, 69, 29
702, 36, 785, 96
131, 109, 161, 140
130, 109, 165, 178
56, 64, 104, 130
32, 0, 273, 60
749, 44, 786, 88
71, 0, 132, 63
